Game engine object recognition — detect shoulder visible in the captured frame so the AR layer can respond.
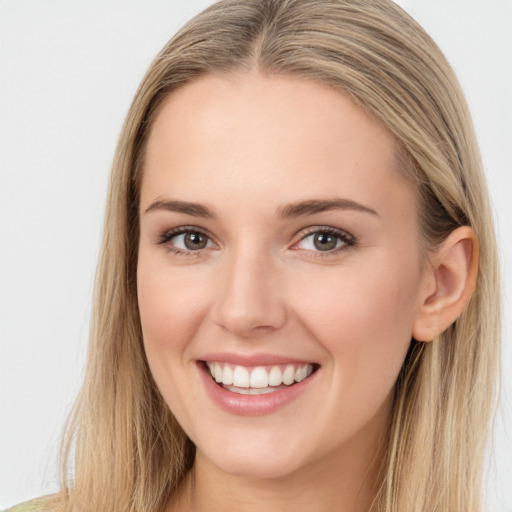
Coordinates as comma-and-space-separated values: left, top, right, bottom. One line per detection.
3, 498, 50, 512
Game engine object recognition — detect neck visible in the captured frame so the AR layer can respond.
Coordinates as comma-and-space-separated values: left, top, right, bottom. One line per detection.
167, 420, 387, 512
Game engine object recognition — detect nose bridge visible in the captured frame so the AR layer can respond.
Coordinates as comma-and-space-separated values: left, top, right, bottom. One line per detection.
211, 242, 286, 337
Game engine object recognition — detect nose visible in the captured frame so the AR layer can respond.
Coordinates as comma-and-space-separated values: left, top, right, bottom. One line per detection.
210, 248, 287, 338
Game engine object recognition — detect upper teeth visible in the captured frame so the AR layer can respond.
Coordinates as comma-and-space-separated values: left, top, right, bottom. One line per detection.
206, 362, 314, 388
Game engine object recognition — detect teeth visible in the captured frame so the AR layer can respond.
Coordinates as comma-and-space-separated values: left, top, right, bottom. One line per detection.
214, 364, 223, 383
233, 366, 250, 388
268, 366, 282, 386
206, 362, 314, 390
295, 365, 309, 383
224, 385, 277, 395
282, 365, 295, 385
222, 365, 233, 385
250, 367, 269, 388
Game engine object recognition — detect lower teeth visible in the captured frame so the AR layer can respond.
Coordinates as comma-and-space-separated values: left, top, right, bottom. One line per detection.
222, 384, 290, 395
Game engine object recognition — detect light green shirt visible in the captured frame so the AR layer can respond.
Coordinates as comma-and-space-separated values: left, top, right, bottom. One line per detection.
3, 499, 46, 512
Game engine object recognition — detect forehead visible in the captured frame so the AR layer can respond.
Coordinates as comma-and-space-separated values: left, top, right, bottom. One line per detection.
140, 72, 414, 218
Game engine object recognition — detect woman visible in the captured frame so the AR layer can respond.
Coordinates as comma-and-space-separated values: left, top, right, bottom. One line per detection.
7, 0, 500, 511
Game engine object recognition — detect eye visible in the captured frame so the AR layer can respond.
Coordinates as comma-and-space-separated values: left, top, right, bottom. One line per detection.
158, 228, 215, 253
294, 227, 355, 253
172, 232, 210, 250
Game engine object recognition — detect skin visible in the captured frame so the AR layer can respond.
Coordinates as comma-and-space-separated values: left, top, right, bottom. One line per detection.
136, 72, 463, 512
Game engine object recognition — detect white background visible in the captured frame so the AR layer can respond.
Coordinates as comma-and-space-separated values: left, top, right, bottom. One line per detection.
1, 0, 511, 509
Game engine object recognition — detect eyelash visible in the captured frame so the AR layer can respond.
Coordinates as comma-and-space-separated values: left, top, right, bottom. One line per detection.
293, 226, 356, 258
157, 225, 356, 257
157, 226, 214, 257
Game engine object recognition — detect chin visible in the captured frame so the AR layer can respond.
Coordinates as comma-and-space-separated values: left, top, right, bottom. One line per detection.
195, 428, 314, 480
213, 453, 306, 480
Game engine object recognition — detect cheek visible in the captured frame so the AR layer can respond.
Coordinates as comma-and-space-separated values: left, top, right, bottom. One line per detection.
137, 255, 212, 364
137, 257, 214, 427
290, 256, 421, 394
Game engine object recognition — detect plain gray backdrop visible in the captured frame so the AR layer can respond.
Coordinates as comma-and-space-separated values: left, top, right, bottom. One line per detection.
1, 0, 511, 509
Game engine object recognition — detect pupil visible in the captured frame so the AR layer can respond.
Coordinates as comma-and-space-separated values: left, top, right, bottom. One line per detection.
184, 232, 207, 250
314, 233, 337, 251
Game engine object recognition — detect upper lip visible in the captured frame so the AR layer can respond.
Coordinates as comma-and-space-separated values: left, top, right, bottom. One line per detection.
199, 352, 318, 367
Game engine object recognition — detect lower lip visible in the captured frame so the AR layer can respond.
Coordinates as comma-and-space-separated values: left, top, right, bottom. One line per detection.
198, 362, 318, 416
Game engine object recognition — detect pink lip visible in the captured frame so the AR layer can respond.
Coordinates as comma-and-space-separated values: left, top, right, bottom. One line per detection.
200, 352, 316, 366
197, 360, 319, 416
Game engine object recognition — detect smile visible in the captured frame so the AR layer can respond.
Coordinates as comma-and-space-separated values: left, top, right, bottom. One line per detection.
198, 354, 320, 415
206, 362, 315, 395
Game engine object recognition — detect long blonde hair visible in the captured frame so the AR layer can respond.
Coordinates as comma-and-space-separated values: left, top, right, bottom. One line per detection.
48, 1, 500, 511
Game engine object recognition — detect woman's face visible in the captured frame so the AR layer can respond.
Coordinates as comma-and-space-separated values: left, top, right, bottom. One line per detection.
137, 72, 430, 478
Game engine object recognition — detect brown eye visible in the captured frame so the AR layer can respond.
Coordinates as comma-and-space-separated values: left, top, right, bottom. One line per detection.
181, 232, 209, 250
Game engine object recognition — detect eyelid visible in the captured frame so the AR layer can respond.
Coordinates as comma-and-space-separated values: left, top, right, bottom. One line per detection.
291, 226, 356, 254
156, 225, 217, 254
155, 224, 355, 257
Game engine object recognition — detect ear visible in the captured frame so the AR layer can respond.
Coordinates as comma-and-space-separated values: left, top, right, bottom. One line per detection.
412, 226, 479, 342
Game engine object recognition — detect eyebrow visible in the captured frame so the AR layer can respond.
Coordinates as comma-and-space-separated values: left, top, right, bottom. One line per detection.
144, 199, 216, 218
143, 197, 378, 219
277, 198, 378, 218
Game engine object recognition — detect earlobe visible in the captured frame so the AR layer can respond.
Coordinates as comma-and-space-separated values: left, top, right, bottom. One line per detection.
412, 226, 479, 342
